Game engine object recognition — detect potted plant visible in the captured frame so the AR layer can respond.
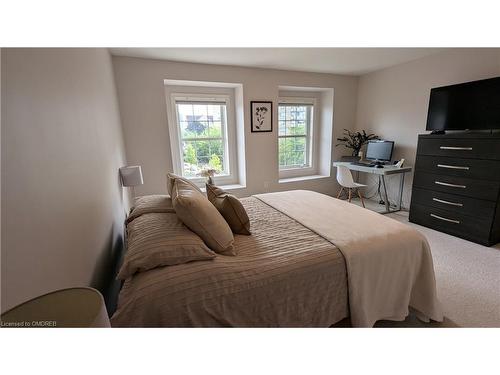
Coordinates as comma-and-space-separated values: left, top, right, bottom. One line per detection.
336, 129, 379, 158
199, 168, 217, 185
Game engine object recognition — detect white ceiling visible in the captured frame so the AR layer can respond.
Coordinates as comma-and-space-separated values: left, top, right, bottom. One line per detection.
109, 48, 445, 76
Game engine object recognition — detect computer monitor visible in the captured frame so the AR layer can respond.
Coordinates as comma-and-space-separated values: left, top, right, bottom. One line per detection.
365, 140, 394, 163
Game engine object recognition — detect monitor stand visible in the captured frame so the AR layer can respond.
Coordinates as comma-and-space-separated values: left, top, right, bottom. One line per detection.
372, 160, 385, 168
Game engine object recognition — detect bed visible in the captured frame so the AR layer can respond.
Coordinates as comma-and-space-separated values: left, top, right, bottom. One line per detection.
110, 190, 443, 327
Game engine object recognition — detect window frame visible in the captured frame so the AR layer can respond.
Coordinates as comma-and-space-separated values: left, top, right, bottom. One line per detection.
167, 92, 238, 186
278, 97, 317, 179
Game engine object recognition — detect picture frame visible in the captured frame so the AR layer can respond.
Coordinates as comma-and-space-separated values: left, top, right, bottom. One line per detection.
250, 101, 273, 132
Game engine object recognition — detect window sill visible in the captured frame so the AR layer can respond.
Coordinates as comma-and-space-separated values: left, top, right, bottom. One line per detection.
278, 174, 330, 184
200, 183, 246, 192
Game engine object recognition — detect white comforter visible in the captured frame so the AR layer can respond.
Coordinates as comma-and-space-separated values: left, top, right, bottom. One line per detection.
255, 190, 443, 327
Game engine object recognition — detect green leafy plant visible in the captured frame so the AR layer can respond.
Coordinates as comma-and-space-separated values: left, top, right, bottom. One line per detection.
184, 143, 197, 165
208, 154, 222, 172
336, 129, 379, 156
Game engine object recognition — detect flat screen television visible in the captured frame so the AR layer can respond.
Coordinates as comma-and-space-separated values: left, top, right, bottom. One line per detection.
426, 76, 500, 131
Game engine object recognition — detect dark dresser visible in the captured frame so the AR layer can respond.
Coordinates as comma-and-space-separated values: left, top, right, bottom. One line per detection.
409, 133, 500, 246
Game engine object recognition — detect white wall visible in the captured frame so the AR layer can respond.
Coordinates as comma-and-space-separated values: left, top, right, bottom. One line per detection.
1, 49, 130, 312
355, 48, 500, 208
112, 56, 359, 198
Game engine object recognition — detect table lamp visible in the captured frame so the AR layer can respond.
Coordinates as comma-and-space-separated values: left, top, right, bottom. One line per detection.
119, 165, 144, 197
0, 287, 110, 328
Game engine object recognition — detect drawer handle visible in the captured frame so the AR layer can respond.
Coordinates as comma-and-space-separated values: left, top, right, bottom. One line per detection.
430, 213, 460, 224
439, 146, 473, 151
432, 197, 463, 207
435, 181, 466, 189
437, 164, 470, 170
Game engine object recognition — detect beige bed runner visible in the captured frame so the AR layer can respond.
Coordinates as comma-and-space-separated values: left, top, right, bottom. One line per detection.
255, 190, 443, 327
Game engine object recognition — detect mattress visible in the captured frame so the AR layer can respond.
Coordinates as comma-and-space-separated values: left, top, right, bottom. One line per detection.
111, 196, 348, 327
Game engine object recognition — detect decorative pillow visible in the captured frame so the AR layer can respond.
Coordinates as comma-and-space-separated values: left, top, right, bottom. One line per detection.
206, 184, 251, 235
127, 194, 175, 224
166, 173, 202, 196
172, 179, 236, 255
117, 212, 216, 280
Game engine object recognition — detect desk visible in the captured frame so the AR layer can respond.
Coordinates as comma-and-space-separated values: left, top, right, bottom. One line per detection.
333, 162, 412, 214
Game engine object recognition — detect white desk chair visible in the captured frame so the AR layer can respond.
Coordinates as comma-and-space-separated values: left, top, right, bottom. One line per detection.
336, 165, 366, 208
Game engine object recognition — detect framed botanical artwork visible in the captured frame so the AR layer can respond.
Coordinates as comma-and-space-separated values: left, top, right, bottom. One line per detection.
250, 101, 273, 132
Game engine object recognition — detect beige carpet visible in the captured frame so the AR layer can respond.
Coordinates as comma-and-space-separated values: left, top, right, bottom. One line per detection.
338, 198, 500, 328
388, 210, 500, 327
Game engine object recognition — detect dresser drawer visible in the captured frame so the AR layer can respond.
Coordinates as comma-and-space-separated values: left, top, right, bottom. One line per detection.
415, 155, 500, 181
409, 203, 493, 245
410, 187, 497, 220
413, 171, 500, 201
417, 137, 500, 160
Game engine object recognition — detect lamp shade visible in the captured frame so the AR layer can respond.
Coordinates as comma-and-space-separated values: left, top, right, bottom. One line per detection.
0, 287, 110, 328
120, 166, 144, 187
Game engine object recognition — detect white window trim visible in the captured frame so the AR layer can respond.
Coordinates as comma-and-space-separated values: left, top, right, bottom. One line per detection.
166, 92, 239, 186
278, 97, 318, 179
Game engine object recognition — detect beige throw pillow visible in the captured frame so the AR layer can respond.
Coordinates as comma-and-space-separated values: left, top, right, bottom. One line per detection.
172, 179, 236, 255
118, 212, 216, 280
206, 184, 251, 235
166, 173, 202, 196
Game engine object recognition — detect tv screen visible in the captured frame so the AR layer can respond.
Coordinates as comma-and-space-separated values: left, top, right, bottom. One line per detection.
426, 76, 500, 131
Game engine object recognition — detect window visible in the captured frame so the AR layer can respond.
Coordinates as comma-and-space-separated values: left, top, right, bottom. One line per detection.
176, 100, 228, 177
167, 93, 239, 185
278, 98, 315, 177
